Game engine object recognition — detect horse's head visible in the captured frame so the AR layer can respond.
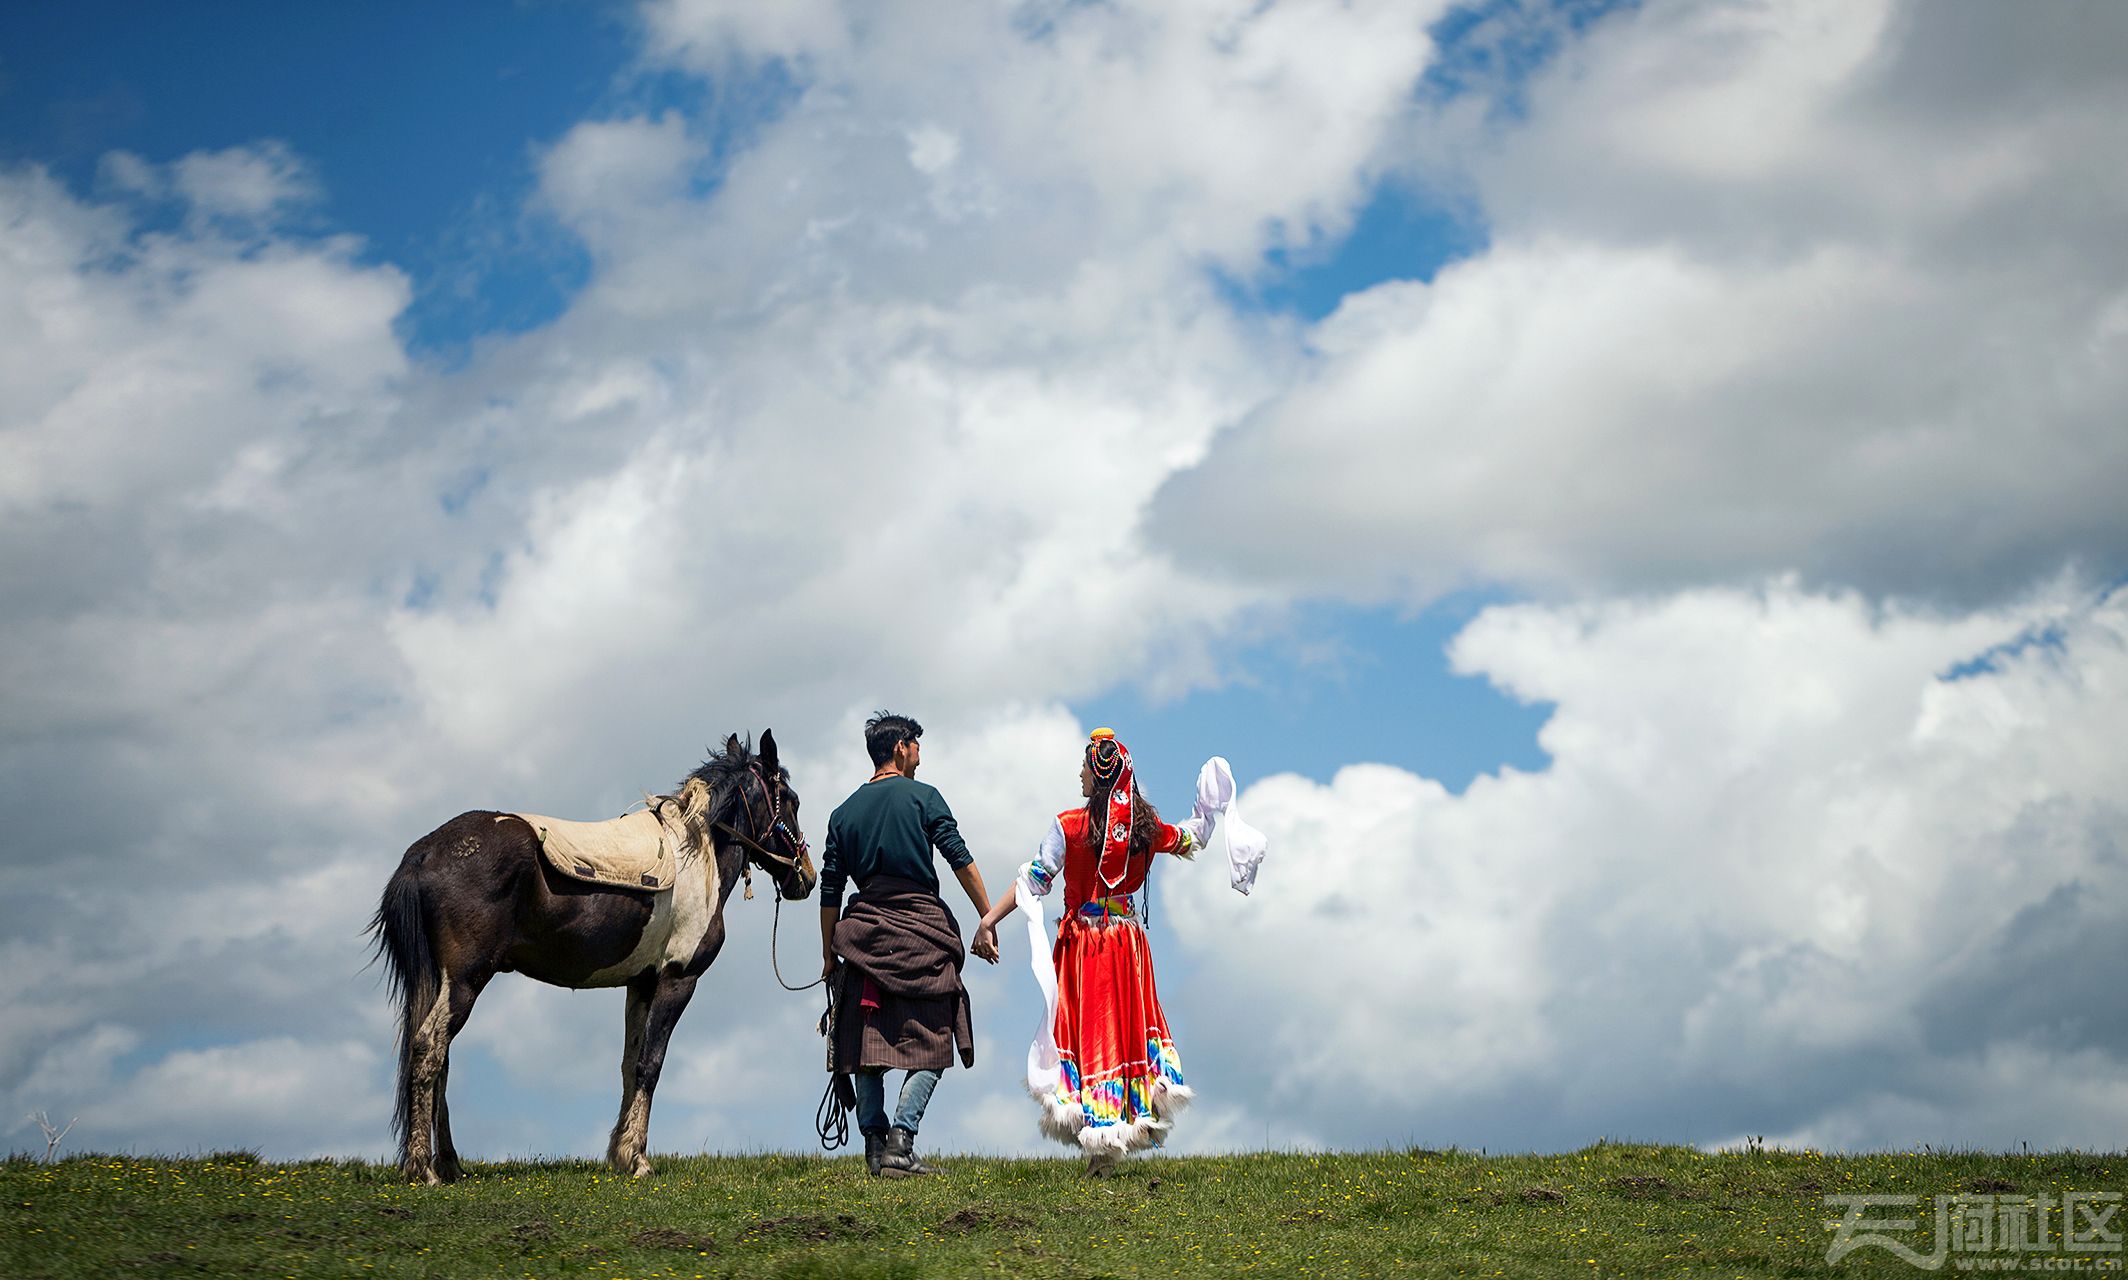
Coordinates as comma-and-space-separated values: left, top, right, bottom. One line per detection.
690, 730, 816, 901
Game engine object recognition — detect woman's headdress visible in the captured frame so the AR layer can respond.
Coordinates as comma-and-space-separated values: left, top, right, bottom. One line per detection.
1086, 728, 1135, 890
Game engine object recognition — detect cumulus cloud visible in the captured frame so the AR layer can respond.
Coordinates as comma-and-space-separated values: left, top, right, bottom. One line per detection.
640, 0, 853, 69
0, 155, 467, 1156
171, 141, 321, 221
380, 0, 1455, 776
1157, 0, 2128, 605
97, 1037, 390, 1158
1161, 582, 2128, 1151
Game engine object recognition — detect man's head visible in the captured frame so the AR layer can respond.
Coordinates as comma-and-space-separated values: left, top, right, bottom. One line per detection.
865, 711, 924, 776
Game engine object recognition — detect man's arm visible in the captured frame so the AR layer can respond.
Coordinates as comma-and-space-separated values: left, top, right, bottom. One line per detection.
818, 820, 844, 981
953, 862, 998, 963
952, 860, 992, 920
922, 788, 997, 962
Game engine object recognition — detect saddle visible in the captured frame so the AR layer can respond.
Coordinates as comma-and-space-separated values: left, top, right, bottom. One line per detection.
503, 803, 682, 891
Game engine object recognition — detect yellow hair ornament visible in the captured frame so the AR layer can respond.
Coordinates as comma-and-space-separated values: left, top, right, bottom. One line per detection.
1089, 727, 1116, 741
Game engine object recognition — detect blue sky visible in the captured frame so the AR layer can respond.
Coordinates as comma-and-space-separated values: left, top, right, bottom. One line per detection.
2, 0, 2123, 1165
4, 3, 617, 353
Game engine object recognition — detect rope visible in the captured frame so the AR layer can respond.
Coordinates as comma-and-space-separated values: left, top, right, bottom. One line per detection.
768, 879, 824, 992
765, 873, 844, 1148
815, 1075, 850, 1151
814, 965, 850, 1150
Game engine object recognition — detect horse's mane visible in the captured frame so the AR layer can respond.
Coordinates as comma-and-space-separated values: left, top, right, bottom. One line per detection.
664, 739, 787, 860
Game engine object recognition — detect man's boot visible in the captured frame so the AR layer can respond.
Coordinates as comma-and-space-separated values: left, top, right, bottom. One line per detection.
879, 1127, 939, 1178
864, 1132, 886, 1177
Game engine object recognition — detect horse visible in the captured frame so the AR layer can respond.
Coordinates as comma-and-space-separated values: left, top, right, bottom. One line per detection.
367, 731, 816, 1184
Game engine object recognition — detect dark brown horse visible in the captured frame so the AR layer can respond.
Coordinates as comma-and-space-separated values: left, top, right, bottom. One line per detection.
368, 732, 816, 1184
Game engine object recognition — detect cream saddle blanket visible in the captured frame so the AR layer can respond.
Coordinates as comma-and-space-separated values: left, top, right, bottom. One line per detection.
504, 805, 683, 891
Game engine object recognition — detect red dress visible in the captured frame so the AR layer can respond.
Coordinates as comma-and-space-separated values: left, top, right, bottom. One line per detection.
1023, 808, 1194, 1152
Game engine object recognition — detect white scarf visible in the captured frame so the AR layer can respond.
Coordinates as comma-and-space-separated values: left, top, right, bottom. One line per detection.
1193, 755, 1269, 895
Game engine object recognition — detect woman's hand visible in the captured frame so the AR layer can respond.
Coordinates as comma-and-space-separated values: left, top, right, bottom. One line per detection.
970, 922, 1000, 964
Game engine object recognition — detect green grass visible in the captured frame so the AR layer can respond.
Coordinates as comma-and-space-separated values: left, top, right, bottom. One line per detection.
3, 1144, 2119, 1278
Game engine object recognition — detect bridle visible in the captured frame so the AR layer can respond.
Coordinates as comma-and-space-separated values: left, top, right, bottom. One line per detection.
707, 763, 823, 993
710, 762, 810, 880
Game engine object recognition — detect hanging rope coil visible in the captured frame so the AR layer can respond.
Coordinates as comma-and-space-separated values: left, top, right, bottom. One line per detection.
814, 963, 850, 1150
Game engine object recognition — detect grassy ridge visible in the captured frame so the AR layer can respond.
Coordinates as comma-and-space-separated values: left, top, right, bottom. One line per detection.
4, 1144, 2119, 1278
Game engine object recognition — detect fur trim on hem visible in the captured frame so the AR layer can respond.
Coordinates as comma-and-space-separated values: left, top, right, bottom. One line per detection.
1035, 1093, 1083, 1146
1029, 1078, 1196, 1155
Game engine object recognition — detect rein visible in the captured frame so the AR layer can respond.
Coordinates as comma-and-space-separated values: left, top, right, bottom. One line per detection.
710, 820, 802, 873
765, 875, 823, 992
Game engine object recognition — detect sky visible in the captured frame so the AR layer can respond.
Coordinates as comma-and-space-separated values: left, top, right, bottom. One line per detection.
1, 0, 2124, 1163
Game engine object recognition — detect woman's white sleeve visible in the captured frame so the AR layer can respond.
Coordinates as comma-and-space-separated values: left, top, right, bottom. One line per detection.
1017, 816, 1066, 900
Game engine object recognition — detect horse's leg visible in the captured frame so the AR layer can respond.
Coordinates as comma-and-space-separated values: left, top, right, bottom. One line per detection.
402, 966, 455, 1184
405, 966, 488, 1185
431, 969, 489, 1183
610, 971, 699, 1179
606, 972, 655, 1174
432, 1057, 458, 1182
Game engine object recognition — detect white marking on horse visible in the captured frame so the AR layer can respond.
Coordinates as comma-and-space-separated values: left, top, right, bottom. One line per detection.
408, 966, 455, 1161
582, 815, 718, 987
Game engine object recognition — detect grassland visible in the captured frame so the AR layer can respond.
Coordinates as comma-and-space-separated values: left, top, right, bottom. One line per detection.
4, 1143, 2119, 1278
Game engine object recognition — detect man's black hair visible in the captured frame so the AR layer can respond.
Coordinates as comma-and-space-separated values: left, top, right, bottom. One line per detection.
864, 712, 923, 767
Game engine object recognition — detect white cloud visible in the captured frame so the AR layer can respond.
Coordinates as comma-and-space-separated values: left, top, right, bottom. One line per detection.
640, 0, 852, 69
1161, 581, 2128, 1150
171, 141, 320, 220
1158, 0, 2128, 604
97, 1038, 390, 1158
6, 1024, 389, 1160
537, 113, 706, 252
631, 0, 1445, 290
0, 158, 449, 1159
1755, 1042, 2128, 1154
0, 163, 406, 517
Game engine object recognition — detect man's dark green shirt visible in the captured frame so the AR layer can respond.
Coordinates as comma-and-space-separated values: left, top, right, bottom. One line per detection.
819, 775, 973, 911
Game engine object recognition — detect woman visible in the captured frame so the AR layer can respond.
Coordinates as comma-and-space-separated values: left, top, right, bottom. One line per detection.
974, 728, 1216, 1174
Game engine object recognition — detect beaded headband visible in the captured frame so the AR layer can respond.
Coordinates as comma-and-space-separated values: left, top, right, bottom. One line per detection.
1085, 727, 1134, 890
1086, 727, 1125, 781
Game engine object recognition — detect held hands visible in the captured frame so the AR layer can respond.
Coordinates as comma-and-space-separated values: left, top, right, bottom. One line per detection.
970, 922, 1000, 964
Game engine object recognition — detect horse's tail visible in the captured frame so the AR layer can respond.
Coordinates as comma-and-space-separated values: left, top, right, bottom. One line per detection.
366, 856, 436, 1157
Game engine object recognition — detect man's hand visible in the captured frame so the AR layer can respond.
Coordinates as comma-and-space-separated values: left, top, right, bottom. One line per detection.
821, 953, 838, 983
970, 922, 1000, 964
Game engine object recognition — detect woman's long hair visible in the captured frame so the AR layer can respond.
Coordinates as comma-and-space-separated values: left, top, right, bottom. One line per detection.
1084, 738, 1162, 858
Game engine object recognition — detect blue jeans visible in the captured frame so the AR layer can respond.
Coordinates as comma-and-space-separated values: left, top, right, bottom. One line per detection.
853, 1068, 941, 1136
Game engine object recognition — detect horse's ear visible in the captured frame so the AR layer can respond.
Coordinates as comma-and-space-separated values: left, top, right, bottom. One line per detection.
760, 729, 779, 773
724, 733, 744, 761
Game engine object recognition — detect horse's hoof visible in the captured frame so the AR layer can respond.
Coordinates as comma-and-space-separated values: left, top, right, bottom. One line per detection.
402, 1161, 443, 1186
628, 1156, 655, 1180
436, 1160, 463, 1184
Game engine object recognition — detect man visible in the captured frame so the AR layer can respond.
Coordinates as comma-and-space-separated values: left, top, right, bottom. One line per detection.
819, 712, 1000, 1177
